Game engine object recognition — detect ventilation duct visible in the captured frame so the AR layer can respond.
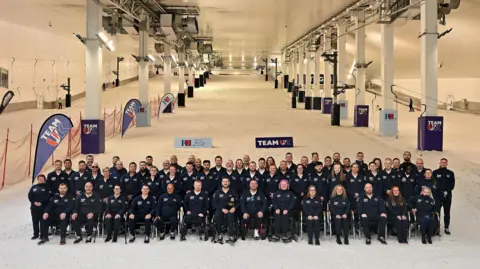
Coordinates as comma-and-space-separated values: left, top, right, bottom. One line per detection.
160, 14, 177, 41
190, 42, 199, 57
102, 15, 127, 35
181, 17, 199, 34
121, 19, 139, 36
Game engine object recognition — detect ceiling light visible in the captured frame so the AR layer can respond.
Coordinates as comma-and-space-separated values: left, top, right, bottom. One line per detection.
148, 55, 155, 62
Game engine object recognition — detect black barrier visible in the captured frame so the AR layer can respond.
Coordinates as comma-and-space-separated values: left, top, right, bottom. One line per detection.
313, 97, 322, 110
331, 104, 340, 126
194, 78, 200, 88
288, 82, 293, 93
199, 75, 204, 87
187, 86, 194, 98
284, 75, 289, 89
305, 96, 313, 110
203, 73, 207, 85
291, 92, 297, 109
205, 72, 210, 79
274, 79, 278, 89
177, 92, 186, 107
298, 91, 305, 103
66, 93, 72, 108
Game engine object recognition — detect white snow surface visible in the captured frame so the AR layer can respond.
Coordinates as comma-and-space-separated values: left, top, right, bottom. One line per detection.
1, 75, 480, 268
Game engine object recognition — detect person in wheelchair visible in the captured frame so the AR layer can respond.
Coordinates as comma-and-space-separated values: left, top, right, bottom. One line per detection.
272, 180, 296, 241
128, 185, 156, 243
302, 185, 323, 245
329, 184, 350, 245
104, 184, 127, 243
212, 177, 238, 244
71, 181, 103, 244
386, 186, 409, 244
181, 180, 209, 241
412, 186, 436, 244
240, 179, 267, 240
38, 183, 75, 245
357, 183, 387, 245
155, 183, 182, 240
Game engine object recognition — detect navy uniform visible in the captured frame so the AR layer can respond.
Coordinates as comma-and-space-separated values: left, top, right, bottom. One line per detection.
104, 194, 127, 241
143, 175, 162, 199
219, 170, 242, 195
365, 171, 384, 197
111, 168, 127, 181
411, 194, 436, 243
72, 192, 103, 241
309, 170, 329, 202
163, 173, 183, 196
381, 169, 402, 196
181, 190, 209, 239
272, 189, 296, 238
285, 163, 297, 174
40, 193, 75, 242
302, 195, 323, 244
240, 190, 267, 236
136, 170, 150, 185
180, 171, 197, 197
28, 182, 51, 239
276, 170, 293, 181
290, 173, 309, 219
121, 172, 142, 201
263, 173, 282, 201
242, 170, 264, 194
328, 173, 348, 195
329, 194, 350, 244
433, 167, 455, 231
95, 175, 119, 201
415, 176, 437, 197
46, 170, 68, 193
195, 170, 217, 197
212, 188, 238, 239
210, 166, 226, 180
71, 170, 93, 197
357, 194, 387, 242
386, 196, 408, 243
128, 195, 156, 240
355, 161, 368, 175
155, 192, 182, 234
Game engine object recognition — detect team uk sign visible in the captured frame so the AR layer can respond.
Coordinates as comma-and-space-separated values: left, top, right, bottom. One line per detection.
255, 137, 294, 148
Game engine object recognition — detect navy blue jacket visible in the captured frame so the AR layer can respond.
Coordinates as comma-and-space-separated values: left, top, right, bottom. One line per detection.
105, 194, 127, 215
242, 171, 264, 193
346, 173, 365, 200
433, 168, 455, 193
70, 171, 93, 195
28, 183, 51, 210
411, 195, 436, 218
45, 193, 75, 215
357, 194, 386, 217
194, 171, 217, 196
143, 175, 162, 199
73, 192, 103, 215
162, 174, 183, 196
156, 193, 182, 217
183, 191, 209, 216
46, 170, 69, 193
289, 174, 309, 197
272, 190, 296, 211
309, 171, 329, 199
121, 172, 142, 197
263, 173, 282, 199
400, 172, 417, 201
95, 176, 120, 199
212, 188, 238, 212
129, 195, 156, 216
329, 195, 350, 216
218, 170, 242, 195
240, 190, 267, 214
386, 196, 408, 217
302, 196, 323, 217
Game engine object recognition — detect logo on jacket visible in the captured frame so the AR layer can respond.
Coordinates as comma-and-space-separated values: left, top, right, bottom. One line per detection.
83, 124, 98, 135
40, 118, 70, 146
427, 120, 442, 131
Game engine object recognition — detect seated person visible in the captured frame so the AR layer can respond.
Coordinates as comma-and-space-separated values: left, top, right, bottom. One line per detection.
181, 180, 209, 241
329, 184, 350, 245
128, 185, 156, 243
272, 180, 296, 241
154, 183, 182, 240
302, 185, 323, 245
412, 186, 436, 244
357, 183, 387, 245
386, 186, 409, 244
71, 181, 103, 244
212, 177, 238, 244
240, 179, 267, 240
104, 184, 127, 243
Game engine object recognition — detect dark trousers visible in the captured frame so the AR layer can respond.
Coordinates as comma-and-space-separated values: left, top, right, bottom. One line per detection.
274, 211, 290, 235
154, 214, 178, 232
215, 211, 235, 236
72, 213, 97, 237
392, 217, 409, 241
104, 215, 123, 237
58, 103, 63, 109
241, 214, 263, 230
40, 213, 68, 239
439, 193, 452, 228
31, 207, 44, 237
128, 214, 152, 236
360, 215, 387, 239
409, 105, 414, 112
419, 214, 434, 237
333, 215, 349, 238
306, 219, 321, 240
181, 215, 204, 236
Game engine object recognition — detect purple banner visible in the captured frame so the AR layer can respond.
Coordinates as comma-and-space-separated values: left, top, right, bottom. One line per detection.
81, 119, 105, 154
122, 98, 141, 137
322, 97, 333, 114
417, 116, 443, 151
354, 105, 369, 127
0, 90, 14, 115
32, 114, 73, 183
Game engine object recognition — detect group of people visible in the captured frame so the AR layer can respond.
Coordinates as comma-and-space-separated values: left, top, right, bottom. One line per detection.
28, 151, 455, 246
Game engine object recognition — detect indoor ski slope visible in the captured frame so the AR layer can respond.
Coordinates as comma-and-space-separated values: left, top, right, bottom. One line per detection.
0, 75, 479, 269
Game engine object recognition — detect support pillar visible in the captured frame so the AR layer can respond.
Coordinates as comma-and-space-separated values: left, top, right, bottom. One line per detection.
313, 48, 321, 110
379, 23, 397, 136
136, 17, 150, 127
82, 0, 104, 154
355, 10, 366, 105
305, 54, 312, 109
337, 24, 348, 119
298, 48, 305, 103
179, 65, 185, 93
324, 30, 332, 98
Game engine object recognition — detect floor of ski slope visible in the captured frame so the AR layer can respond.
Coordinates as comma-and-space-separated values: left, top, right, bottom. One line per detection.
0, 75, 480, 268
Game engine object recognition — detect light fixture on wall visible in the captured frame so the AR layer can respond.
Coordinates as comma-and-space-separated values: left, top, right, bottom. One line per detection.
73, 33, 86, 45
97, 32, 115, 51
147, 55, 156, 62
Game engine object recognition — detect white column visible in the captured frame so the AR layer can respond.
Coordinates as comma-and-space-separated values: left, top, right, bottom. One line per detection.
179, 65, 185, 93
314, 49, 320, 97
85, 0, 102, 120
299, 48, 305, 88
355, 10, 366, 105
188, 66, 194, 85
323, 30, 332, 97
164, 46, 172, 94
296, 52, 300, 85
138, 18, 149, 108
421, 0, 438, 116
381, 24, 395, 110
337, 24, 347, 101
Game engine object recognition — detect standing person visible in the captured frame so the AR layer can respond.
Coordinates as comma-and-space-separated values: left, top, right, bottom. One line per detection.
210, 156, 226, 179
71, 182, 103, 244
180, 162, 196, 197
257, 158, 268, 177
355, 152, 368, 175
323, 156, 333, 174
121, 162, 141, 202
264, 165, 282, 201
409, 98, 415, 112
95, 167, 118, 203
433, 158, 455, 235
243, 155, 251, 171
242, 161, 263, 194
328, 163, 348, 194
28, 174, 51, 240
307, 152, 320, 173
381, 158, 399, 198
357, 183, 387, 245
240, 179, 267, 240
137, 161, 150, 184
170, 155, 183, 173
58, 98, 63, 109
71, 161, 93, 197
112, 161, 127, 181
128, 185, 156, 243
309, 162, 328, 203
343, 158, 352, 175
145, 156, 154, 170
400, 151, 415, 172
302, 186, 323, 245
290, 164, 309, 219
412, 186, 436, 244
285, 152, 297, 173
277, 161, 293, 181
194, 158, 203, 173
164, 165, 183, 196
266, 157, 276, 169
196, 160, 217, 197
63, 159, 76, 187
90, 162, 102, 183
386, 186, 409, 244
365, 162, 383, 196
47, 160, 68, 193
143, 166, 162, 199
104, 184, 127, 243
155, 183, 182, 240
109, 156, 120, 174
330, 184, 350, 245
85, 155, 94, 172
212, 177, 238, 244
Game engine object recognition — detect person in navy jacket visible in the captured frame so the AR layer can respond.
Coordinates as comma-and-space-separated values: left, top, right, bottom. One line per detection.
155, 183, 182, 240
104, 184, 127, 243
28, 174, 51, 240
240, 179, 267, 240
412, 186, 436, 244
272, 180, 296, 241
302, 185, 323, 245
128, 185, 156, 243
46, 160, 68, 194
212, 177, 238, 244
330, 184, 350, 245
386, 186, 409, 244
357, 183, 387, 245
181, 180, 209, 241
433, 158, 455, 235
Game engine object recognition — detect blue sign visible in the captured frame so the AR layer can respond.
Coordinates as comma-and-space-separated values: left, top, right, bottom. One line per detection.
0, 90, 14, 115
255, 137, 294, 148
32, 114, 73, 183
122, 98, 141, 137
174, 137, 213, 148
81, 119, 105, 154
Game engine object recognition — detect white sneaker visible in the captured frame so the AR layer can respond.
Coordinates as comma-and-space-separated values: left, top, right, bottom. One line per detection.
254, 229, 259, 238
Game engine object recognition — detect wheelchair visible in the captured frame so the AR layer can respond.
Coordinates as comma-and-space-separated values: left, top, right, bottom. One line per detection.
408, 211, 441, 241
267, 210, 301, 243
180, 209, 210, 241
68, 214, 101, 243
155, 210, 182, 241
210, 212, 239, 245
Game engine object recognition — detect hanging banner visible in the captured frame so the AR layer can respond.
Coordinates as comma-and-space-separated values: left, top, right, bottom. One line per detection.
157, 93, 175, 118
0, 90, 15, 115
32, 114, 73, 183
122, 98, 141, 137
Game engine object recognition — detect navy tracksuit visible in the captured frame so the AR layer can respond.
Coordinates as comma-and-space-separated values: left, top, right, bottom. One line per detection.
46, 170, 69, 194
104, 194, 127, 238
328, 173, 348, 194
71, 171, 93, 196
329, 195, 350, 238
242, 171, 264, 194
143, 176, 162, 199
433, 168, 455, 228
290, 174, 309, 217
195, 171, 217, 197
128, 195, 156, 236
263, 173, 282, 201
212, 188, 238, 236
180, 172, 197, 196
412, 195, 436, 238
121, 173, 142, 200
95, 177, 120, 200
155, 193, 182, 232
386, 196, 408, 242
218, 171, 242, 195
302, 196, 323, 240
240, 190, 267, 230
72, 192, 103, 237
162, 174, 183, 197
272, 190, 296, 236
357, 194, 387, 239
28, 183, 51, 238
183, 191, 209, 228
41, 193, 75, 239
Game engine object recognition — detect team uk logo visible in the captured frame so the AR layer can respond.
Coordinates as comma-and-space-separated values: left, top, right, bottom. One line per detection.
255, 137, 294, 148
427, 120, 442, 131
83, 124, 98, 135
181, 140, 192, 146
325, 99, 332, 105
162, 96, 171, 106
40, 118, 70, 146
359, 107, 368, 115
125, 102, 137, 118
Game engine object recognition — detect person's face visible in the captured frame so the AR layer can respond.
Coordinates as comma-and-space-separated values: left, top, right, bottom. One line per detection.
393, 160, 400, 168
312, 154, 319, 162
170, 155, 178, 164
422, 189, 430, 196
333, 153, 340, 162
267, 158, 274, 166
249, 180, 258, 191
374, 160, 381, 169
352, 164, 359, 173
167, 184, 174, 194
112, 157, 119, 165
357, 153, 364, 161
333, 164, 341, 174
55, 162, 62, 170
169, 167, 177, 175
243, 155, 250, 164
365, 184, 373, 194
280, 181, 288, 190
129, 164, 136, 172
186, 164, 193, 172
194, 159, 201, 167
64, 161, 72, 169
188, 155, 195, 163
369, 163, 377, 172
103, 170, 110, 178
91, 162, 99, 173
343, 159, 351, 168
114, 185, 121, 195
269, 165, 277, 174
259, 160, 266, 169
84, 182, 93, 194
215, 158, 222, 167
440, 159, 448, 168
146, 157, 153, 165
325, 158, 332, 166
222, 178, 230, 188
141, 186, 150, 195
150, 168, 157, 176
425, 170, 432, 179
280, 162, 287, 170
236, 160, 243, 169
285, 154, 292, 162
308, 187, 316, 196
37, 176, 46, 184
115, 162, 123, 170
297, 165, 304, 174
226, 160, 233, 170
392, 187, 400, 196
403, 152, 411, 161
384, 160, 392, 170
86, 156, 94, 163
59, 185, 67, 195
315, 164, 323, 172
79, 163, 86, 171
416, 159, 424, 169
249, 162, 256, 171
194, 182, 202, 191
301, 157, 308, 166
336, 186, 344, 195
162, 161, 170, 170
140, 163, 147, 171
203, 162, 210, 170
